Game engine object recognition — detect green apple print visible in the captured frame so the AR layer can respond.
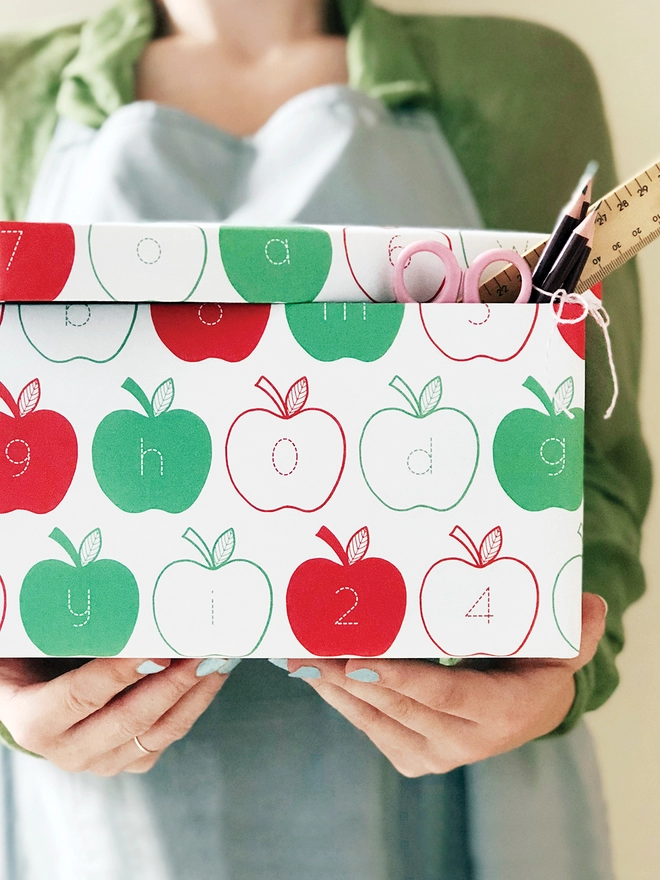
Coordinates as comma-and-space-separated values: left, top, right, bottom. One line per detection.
285, 302, 404, 362
153, 528, 273, 657
219, 227, 332, 302
20, 528, 139, 656
92, 378, 212, 513
360, 376, 479, 512
493, 376, 584, 511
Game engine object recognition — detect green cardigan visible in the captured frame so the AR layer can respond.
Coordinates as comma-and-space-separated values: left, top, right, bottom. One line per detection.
0, 0, 651, 751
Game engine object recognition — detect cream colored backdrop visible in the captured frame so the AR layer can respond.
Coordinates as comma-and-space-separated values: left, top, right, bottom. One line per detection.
2, 1, 659, 877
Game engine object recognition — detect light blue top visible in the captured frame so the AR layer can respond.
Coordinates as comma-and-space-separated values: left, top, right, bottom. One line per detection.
2, 86, 613, 880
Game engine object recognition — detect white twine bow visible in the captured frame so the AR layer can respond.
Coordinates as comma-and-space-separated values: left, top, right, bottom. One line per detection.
542, 288, 618, 420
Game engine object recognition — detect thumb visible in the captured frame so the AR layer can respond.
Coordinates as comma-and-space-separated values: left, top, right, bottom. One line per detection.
568, 592, 608, 673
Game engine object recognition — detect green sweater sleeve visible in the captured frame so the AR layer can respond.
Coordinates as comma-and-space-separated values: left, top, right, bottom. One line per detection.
0, 25, 82, 221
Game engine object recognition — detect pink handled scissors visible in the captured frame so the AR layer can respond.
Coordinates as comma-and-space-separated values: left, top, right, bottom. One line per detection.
392, 240, 532, 304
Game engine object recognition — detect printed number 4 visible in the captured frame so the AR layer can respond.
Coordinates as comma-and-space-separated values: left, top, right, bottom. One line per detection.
465, 587, 493, 623
335, 586, 359, 626
1, 229, 23, 271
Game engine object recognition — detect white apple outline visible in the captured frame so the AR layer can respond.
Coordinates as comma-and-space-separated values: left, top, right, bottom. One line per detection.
225, 376, 346, 513
420, 525, 540, 657
18, 304, 138, 364
551, 554, 582, 653
419, 302, 539, 362
360, 376, 479, 512
343, 228, 454, 303
153, 527, 273, 657
88, 225, 208, 302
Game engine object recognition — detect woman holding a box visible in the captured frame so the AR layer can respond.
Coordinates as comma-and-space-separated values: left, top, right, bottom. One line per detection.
0, 0, 649, 877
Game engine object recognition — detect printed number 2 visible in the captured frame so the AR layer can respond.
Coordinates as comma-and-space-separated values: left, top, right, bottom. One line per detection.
335, 586, 359, 626
465, 587, 493, 623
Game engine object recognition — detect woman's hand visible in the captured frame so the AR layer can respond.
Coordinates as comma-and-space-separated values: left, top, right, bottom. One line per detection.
287, 592, 607, 777
0, 657, 236, 776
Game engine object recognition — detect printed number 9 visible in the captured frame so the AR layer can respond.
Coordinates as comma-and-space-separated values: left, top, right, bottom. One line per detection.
5, 439, 30, 477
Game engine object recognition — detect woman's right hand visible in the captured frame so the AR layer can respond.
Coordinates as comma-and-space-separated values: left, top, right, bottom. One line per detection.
0, 657, 234, 776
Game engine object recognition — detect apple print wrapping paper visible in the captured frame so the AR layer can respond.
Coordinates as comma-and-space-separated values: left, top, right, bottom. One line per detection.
0, 225, 589, 659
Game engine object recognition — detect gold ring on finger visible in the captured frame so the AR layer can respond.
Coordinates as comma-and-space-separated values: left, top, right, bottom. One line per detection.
133, 734, 158, 755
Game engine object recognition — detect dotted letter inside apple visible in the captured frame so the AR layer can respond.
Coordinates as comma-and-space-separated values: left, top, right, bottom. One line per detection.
265, 238, 290, 266
540, 436, 566, 477
5, 439, 30, 478
140, 438, 164, 477
271, 438, 299, 477
65, 304, 92, 327
407, 439, 433, 476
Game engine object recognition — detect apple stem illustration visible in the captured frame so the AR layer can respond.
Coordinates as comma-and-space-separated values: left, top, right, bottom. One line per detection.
522, 376, 555, 417
449, 526, 481, 566
255, 376, 309, 419
389, 376, 421, 416
49, 528, 83, 568
0, 381, 20, 418
316, 526, 350, 567
388, 376, 443, 418
122, 378, 155, 417
182, 528, 215, 568
182, 528, 236, 570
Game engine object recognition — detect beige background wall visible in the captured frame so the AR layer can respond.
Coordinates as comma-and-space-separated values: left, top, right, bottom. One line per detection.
2, 1, 659, 877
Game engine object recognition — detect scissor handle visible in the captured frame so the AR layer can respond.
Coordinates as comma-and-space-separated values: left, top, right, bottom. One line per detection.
462, 249, 532, 304
393, 240, 462, 304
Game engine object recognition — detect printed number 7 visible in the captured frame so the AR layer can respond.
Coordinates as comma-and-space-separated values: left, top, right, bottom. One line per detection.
1, 229, 23, 271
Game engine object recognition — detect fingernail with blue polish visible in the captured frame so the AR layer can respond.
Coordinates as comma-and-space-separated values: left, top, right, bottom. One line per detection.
289, 666, 321, 679
268, 658, 290, 671
196, 658, 228, 677
347, 668, 380, 683
216, 658, 242, 675
438, 657, 462, 667
137, 661, 167, 675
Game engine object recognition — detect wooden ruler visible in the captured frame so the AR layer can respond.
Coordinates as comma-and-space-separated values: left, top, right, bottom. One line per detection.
478, 157, 660, 301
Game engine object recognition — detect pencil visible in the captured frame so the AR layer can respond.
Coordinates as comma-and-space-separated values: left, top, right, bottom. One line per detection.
539, 209, 597, 296
531, 161, 597, 295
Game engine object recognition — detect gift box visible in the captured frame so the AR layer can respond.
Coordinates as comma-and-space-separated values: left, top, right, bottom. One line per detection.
0, 223, 586, 659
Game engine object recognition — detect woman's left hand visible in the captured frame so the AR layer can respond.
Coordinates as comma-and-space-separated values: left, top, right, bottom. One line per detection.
286, 592, 607, 777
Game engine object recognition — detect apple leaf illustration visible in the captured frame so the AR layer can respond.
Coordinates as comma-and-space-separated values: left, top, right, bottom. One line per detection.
152, 378, 175, 417
213, 528, 235, 567
420, 377, 442, 416
286, 378, 308, 416
80, 529, 102, 567
553, 377, 574, 415
18, 379, 40, 417
347, 527, 369, 565
479, 527, 502, 565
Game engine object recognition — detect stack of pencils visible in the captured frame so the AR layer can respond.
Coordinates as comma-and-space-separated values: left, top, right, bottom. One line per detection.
531, 162, 599, 302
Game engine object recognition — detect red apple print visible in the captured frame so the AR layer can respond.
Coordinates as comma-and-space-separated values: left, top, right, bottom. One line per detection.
0, 379, 78, 513
225, 377, 346, 512
420, 526, 539, 657
0, 575, 6, 632
555, 282, 601, 359
150, 302, 270, 362
287, 526, 407, 656
0, 223, 75, 301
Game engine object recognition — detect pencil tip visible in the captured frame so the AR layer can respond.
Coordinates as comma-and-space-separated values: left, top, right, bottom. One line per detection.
577, 207, 597, 244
